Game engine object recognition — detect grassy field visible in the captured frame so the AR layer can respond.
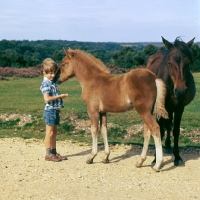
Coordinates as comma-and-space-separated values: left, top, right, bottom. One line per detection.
0, 73, 200, 147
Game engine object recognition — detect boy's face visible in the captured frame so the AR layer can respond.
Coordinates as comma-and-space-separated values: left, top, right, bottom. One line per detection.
43, 71, 55, 81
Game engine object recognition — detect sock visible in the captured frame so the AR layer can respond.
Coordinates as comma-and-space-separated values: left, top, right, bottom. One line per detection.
46, 148, 52, 156
51, 148, 57, 155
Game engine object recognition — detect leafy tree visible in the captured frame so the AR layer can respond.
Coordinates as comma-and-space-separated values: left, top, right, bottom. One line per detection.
144, 44, 158, 56
112, 47, 146, 68
191, 44, 200, 71
0, 39, 199, 72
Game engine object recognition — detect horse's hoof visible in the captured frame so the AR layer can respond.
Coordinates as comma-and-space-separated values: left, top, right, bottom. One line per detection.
86, 159, 93, 164
174, 159, 184, 166
152, 167, 160, 172
102, 158, 109, 164
135, 163, 141, 168
135, 158, 146, 168
135, 160, 141, 167
165, 148, 173, 154
135, 161, 143, 168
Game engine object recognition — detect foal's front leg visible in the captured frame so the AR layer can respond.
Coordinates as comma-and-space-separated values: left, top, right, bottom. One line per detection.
100, 113, 110, 163
86, 113, 99, 164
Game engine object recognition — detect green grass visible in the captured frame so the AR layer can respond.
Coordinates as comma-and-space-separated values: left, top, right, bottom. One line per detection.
0, 74, 200, 147
0, 76, 86, 114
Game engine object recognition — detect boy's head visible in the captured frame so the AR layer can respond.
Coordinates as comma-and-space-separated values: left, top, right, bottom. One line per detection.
41, 58, 58, 74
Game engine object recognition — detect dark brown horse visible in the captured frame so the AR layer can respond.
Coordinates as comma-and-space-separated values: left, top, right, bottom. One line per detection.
56, 48, 168, 171
146, 37, 196, 166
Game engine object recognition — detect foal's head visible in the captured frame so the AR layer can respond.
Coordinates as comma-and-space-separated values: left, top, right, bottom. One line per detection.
56, 48, 76, 84
162, 36, 195, 99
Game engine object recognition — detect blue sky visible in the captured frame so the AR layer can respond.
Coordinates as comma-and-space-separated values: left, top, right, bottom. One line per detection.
0, 0, 199, 42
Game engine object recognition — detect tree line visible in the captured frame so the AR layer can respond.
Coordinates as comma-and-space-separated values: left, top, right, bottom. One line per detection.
0, 39, 200, 71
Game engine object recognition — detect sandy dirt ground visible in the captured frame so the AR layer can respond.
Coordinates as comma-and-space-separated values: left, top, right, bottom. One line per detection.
1, 137, 200, 200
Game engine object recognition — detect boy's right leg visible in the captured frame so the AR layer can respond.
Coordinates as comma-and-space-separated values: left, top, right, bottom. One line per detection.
44, 125, 61, 162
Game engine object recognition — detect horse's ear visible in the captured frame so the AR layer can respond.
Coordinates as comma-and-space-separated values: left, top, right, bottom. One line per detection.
67, 49, 76, 59
161, 36, 173, 50
187, 37, 195, 48
63, 48, 68, 55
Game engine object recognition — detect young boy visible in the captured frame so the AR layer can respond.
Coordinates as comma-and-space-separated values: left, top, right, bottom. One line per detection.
40, 58, 68, 162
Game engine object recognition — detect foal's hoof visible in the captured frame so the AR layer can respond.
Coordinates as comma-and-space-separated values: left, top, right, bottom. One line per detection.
152, 167, 160, 172
102, 158, 109, 164
135, 158, 146, 168
86, 159, 93, 164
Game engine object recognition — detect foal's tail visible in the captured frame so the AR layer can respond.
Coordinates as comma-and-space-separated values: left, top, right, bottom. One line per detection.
154, 79, 168, 119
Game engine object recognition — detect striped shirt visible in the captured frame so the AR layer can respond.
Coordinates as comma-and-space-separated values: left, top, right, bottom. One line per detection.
40, 77, 64, 109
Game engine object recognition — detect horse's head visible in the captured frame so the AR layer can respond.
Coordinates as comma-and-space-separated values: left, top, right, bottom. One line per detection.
53, 65, 60, 83
56, 48, 76, 84
162, 36, 195, 99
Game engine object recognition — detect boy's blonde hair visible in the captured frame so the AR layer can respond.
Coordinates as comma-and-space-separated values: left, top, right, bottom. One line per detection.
41, 58, 58, 74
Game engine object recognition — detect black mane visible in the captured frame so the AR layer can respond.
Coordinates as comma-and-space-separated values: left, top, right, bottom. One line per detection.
174, 37, 194, 63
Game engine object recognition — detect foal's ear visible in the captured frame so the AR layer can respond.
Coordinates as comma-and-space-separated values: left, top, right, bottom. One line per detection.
187, 37, 195, 48
161, 36, 173, 50
63, 48, 68, 55
67, 49, 76, 59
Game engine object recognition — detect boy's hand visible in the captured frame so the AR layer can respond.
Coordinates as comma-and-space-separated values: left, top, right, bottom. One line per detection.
60, 94, 68, 99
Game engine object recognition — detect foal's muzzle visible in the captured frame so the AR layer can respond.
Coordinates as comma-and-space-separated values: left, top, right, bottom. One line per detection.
56, 79, 62, 84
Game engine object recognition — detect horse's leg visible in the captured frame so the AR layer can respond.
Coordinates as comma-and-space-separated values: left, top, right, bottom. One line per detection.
135, 123, 150, 167
100, 112, 110, 163
173, 107, 184, 166
86, 112, 99, 164
147, 117, 163, 171
152, 127, 163, 172
137, 114, 163, 172
164, 112, 173, 154
152, 118, 165, 163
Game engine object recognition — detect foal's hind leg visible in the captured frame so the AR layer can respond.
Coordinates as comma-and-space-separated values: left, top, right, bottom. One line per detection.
100, 113, 110, 163
135, 123, 150, 167
86, 112, 99, 164
152, 118, 166, 163
152, 127, 163, 172
141, 115, 163, 171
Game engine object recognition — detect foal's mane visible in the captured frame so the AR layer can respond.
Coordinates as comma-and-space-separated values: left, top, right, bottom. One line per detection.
75, 49, 110, 74
174, 37, 194, 63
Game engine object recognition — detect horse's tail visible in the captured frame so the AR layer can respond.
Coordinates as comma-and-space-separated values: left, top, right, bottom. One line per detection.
154, 79, 168, 119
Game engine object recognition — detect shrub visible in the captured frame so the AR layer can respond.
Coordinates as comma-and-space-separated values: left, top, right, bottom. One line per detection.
0, 66, 41, 78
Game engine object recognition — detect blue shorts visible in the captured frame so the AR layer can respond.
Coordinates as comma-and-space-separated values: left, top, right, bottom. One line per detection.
43, 109, 60, 126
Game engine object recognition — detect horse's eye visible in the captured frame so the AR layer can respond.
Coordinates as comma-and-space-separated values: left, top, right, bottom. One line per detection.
61, 62, 68, 67
184, 57, 191, 64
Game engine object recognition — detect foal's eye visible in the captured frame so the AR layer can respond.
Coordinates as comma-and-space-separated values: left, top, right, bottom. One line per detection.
61, 62, 69, 67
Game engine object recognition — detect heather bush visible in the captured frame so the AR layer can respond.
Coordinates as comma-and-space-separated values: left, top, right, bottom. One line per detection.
0, 65, 41, 78
0, 64, 133, 78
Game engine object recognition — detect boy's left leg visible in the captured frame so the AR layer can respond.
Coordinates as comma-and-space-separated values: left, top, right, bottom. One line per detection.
51, 125, 68, 160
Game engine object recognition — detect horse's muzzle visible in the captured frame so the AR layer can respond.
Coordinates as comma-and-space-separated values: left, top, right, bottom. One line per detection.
174, 88, 187, 99
56, 80, 62, 85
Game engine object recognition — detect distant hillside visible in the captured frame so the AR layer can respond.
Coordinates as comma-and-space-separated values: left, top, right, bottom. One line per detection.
0, 39, 200, 72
